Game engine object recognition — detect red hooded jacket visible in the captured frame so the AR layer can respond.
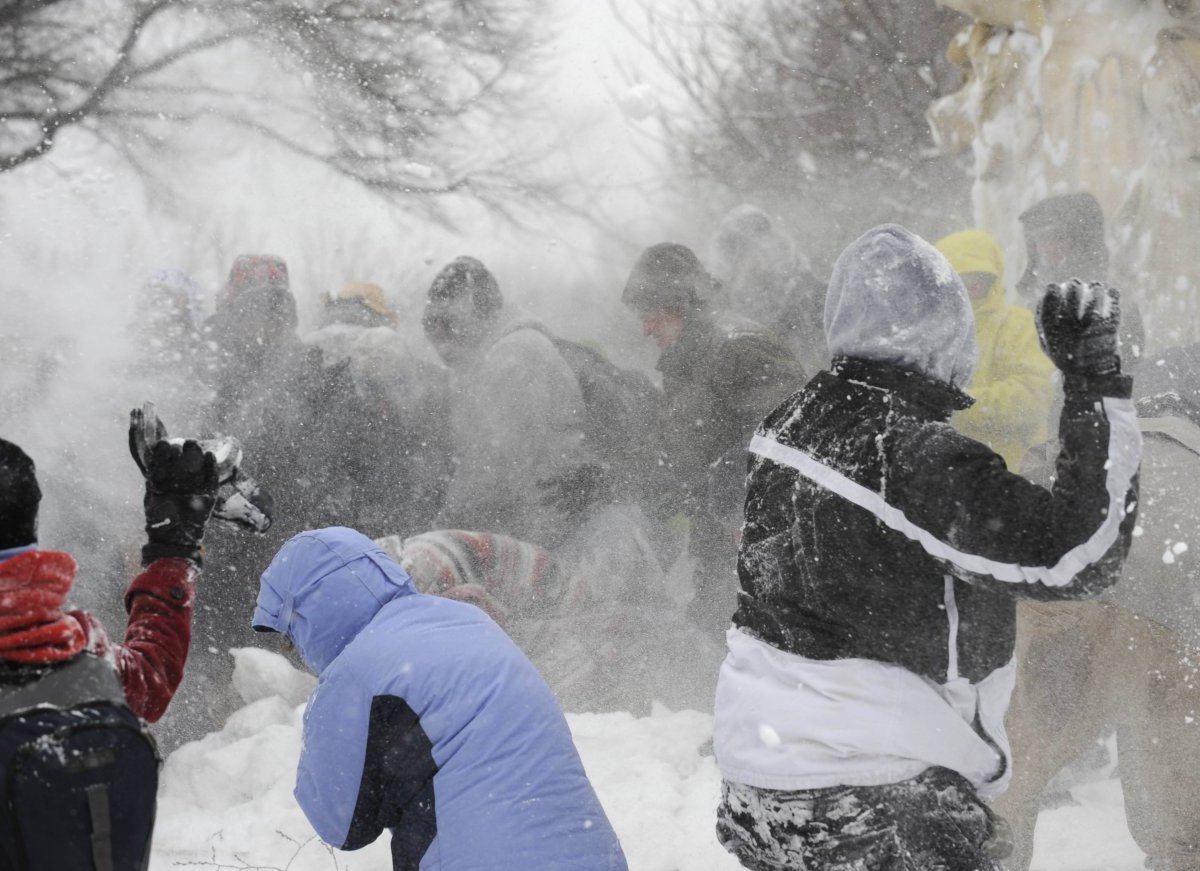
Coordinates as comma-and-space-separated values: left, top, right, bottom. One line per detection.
0, 550, 194, 723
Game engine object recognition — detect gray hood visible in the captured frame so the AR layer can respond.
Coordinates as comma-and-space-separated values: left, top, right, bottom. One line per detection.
824, 224, 976, 389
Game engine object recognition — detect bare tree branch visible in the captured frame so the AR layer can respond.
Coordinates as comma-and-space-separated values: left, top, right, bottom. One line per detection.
0, 0, 556, 225
615, 0, 972, 260
0, 0, 170, 170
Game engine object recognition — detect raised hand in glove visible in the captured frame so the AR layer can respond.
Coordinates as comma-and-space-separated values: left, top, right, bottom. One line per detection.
129, 408, 218, 566
537, 463, 608, 519
1036, 279, 1121, 377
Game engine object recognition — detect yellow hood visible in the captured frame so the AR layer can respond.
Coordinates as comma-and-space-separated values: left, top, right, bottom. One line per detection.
935, 229, 1005, 313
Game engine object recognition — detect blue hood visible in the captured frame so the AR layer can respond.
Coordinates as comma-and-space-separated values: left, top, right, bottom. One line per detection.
252, 527, 417, 673
824, 224, 977, 389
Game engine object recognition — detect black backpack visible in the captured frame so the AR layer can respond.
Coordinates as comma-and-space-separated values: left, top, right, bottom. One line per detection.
512, 324, 661, 480
0, 654, 160, 871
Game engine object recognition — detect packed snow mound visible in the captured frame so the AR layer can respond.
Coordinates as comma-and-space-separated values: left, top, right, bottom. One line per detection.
149, 650, 1146, 870
230, 646, 316, 707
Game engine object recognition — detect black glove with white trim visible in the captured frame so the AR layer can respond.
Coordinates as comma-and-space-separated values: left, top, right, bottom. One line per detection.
130, 407, 219, 566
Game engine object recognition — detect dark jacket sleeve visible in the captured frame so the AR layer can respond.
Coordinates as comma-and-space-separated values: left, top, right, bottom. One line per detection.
76, 557, 195, 722
890, 374, 1141, 600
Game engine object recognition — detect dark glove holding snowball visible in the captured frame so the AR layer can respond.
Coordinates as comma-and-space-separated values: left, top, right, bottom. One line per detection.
1036, 279, 1122, 378
129, 407, 218, 567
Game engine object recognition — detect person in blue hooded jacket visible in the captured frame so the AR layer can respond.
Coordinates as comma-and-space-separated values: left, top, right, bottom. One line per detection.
251, 526, 628, 871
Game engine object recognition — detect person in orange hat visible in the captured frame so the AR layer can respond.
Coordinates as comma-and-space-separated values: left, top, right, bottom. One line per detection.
322, 280, 399, 328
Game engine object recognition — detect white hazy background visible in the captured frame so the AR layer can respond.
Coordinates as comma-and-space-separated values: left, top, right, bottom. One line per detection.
0, 0, 703, 600
0, 3, 1153, 867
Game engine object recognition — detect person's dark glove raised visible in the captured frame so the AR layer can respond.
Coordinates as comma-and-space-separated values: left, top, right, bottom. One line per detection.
140, 441, 218, 567
130, 410, 218, 567
1036, 279, 1121, 378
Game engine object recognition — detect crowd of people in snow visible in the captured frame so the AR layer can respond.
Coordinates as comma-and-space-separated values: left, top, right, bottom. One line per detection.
1, 191, 1200, 869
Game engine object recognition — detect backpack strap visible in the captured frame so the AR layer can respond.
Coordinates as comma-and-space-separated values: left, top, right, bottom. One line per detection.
0, 654, 125, 721
86, 784, 115, 871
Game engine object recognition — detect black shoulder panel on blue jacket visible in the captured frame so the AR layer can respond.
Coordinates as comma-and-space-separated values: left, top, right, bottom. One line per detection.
345, 694, 438, 869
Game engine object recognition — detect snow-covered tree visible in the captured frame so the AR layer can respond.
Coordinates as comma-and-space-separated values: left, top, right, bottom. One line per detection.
617, 0, 972, 263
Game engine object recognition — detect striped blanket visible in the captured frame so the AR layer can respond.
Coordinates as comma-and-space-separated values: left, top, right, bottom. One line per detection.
375, 530, 578, 622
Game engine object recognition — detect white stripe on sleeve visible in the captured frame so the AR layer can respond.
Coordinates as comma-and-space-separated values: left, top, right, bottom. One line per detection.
748, 397, 1141, 588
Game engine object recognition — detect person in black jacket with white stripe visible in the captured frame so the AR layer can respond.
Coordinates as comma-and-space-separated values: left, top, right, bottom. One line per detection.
713, 224, 1141, 871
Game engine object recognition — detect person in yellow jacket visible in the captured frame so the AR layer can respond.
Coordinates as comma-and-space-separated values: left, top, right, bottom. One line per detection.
936, 229, 1056, 471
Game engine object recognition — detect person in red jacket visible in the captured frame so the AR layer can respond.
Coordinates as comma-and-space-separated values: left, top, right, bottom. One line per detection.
0, 426, 217, 722
0, 421, 221, 869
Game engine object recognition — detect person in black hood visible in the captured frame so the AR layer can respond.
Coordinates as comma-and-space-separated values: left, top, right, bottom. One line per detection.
713, 224, 1141, 871
1015, 192, 1110, 302
995, 345, 1200, 871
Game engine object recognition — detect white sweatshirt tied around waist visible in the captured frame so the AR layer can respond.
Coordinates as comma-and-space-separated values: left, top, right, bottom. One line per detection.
713, 627, 1015, 799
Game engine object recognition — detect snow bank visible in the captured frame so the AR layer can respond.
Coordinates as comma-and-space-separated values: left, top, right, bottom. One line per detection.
149, 649, 1144, 871
150, 649, 738, 870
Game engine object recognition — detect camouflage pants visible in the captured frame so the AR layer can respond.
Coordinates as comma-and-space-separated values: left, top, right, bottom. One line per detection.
717, 767, 1008, 871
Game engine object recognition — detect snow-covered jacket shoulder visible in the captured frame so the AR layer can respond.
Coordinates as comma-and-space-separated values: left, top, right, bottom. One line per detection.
253, 528, 626, 871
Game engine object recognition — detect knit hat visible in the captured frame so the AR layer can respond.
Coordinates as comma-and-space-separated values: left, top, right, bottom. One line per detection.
622, 242, 715, 314
336, 281, 397, 323
0, 439, 40, 551
427, 257, 503, 320
221, 254, 290, 305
